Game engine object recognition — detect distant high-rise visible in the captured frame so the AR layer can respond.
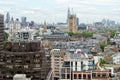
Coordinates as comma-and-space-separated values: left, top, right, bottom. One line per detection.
0, 14, 4, 50
15, 18, 19, 22
109, 20, 115, 27
102, 19, 106, 25
67, 8, 70, 23
21, 16, 27, 27
30, 21, 34, 27
5, 12, 10, 24
107, 19, 110, 26
76, 17, 79, 26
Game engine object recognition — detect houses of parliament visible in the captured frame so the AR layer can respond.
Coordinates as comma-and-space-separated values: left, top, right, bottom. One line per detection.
67, 8, 78, 33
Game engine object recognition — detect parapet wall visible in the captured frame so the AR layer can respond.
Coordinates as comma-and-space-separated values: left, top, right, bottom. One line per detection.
5, 41, 41, 52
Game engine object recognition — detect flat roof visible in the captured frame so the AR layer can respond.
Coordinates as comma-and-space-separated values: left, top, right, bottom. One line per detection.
14, 74, 26, 78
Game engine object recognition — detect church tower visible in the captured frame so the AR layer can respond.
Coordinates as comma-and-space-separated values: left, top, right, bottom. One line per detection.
68, 9, 77, 33
8, 17, 15, 41
42, 21, 47, 32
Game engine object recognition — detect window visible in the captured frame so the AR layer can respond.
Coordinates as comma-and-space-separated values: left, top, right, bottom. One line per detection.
24, 65, 28, 69
67, 74, 70, 79
26, 60, 30, 63
67, 68, 70, 73
78, 74, 81, 79
7, 60, 11, 63
83, 74, 86, 79
23, 32, 29, 40
88, 74, 91, 79
97, 73, 100, 77
71, 62, 73, 67
61, 68, 65, 74
34, 59, 40, 63
92, 73, 96, 78
102, 73, 106, 77
61, 74, 65, 79
35, 64, 40, 68
35, 54, 40, 57
88, 66, 94, 70
88, 60, 93, 65
16, 60, 22, 63
6, 65, 13, 69
74, 74, 77, 79
81, 61, 83, 70
64, 61, 70, 67
75, 62, 77, 71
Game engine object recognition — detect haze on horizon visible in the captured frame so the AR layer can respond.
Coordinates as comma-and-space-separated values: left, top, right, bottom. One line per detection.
0, 0, 120, 24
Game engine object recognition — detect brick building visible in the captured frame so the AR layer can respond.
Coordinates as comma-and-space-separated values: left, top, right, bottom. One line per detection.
0, 14, 4, 50
0, 41, 51, 80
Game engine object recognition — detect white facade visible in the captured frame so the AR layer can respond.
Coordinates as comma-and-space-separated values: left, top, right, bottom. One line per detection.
112, 53, 120, 65
93, 55, 103, 64
13, 74, 31, 80
55, 24, 68, 32
105, 66, 114, 76
7, 18, 37, 41
13, 74, 26, 80
60, 51, 95, 80
8, 18, 21, 41
64, 58, 94, 72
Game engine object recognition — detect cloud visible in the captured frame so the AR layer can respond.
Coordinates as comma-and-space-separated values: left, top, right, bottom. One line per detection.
76, 0, 120, 6
0, 0, 120, 23
0, 1, 17, 6
112, 8, 120, 12
0, 9, 6, 13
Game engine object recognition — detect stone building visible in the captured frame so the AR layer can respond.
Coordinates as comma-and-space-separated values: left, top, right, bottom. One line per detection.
68, 14, 77, 33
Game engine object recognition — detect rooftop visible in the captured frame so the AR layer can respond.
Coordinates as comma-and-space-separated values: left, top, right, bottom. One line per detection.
112, 52, 120, 57
14, 74, 26, 78
66, 49, 90, 59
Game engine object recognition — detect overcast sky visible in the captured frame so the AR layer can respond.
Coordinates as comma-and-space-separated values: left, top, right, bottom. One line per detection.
0, 0, 120, 24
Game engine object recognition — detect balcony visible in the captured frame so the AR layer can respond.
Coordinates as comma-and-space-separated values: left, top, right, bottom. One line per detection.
88, 63, 93, 66
0, 62, 5, 64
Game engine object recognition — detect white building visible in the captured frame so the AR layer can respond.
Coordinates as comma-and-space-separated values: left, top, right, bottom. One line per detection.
93, 55, 103, 64
13, 74, 31, 80
55, 24, 68, 32
60, 49, 95, 80
6, 18, 38, 41
13, 74, 26, 80
8, 18, 21, 41
105, 66, 115, 76
17, 27, 36, 41
112, 52, 120, 65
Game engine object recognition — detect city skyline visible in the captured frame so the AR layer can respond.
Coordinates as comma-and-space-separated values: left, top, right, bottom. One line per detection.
0, 0, 120, 24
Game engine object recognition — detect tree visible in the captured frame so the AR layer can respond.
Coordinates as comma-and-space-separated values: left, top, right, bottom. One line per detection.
3, 32, 9, 41
107, 38, 110, 45
109, 30, 116, 38
35, 32, 39, 36
81, 32, 93, 38
68, 32, 93, 38
100, 58, 107, 67
68, 32, 75, 36
3, 32, 9, 48
100, 44, 107, 52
